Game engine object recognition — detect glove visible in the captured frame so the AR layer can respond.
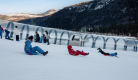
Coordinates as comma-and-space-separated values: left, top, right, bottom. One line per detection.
28, 52, 32, 55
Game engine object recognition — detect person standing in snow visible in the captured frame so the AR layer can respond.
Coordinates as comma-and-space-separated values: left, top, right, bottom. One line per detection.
0, 25, 4, 39
5, 29, 13, 40
67, 45, 89, 56
35, 32, 40, 42
14, 26, 20, 41
43, 34, 46, 43
45, 31, 50, 45
24, 36, 48, 56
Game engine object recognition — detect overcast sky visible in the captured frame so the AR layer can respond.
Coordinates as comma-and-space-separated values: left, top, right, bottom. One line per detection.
0, 0, 90, 14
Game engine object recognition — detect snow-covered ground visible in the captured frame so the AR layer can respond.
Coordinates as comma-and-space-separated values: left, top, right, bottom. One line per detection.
7, 13, 42, 17
0, 38, 138, 80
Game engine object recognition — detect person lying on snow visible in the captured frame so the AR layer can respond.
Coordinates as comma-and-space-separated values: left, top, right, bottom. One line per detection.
97, 47, 118, 57
24, 36, 48, 56
5, 29, 13, 40
67, 45, 89, 56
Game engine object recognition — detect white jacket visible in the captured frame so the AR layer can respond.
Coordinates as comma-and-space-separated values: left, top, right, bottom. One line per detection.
14, 28, 20, 35
45, 34, 50, 39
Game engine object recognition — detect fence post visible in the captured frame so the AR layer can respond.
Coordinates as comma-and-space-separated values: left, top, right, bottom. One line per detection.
92, 42, 95, 48
20, 33, 23, 40
135, 46, 137, 52
25, 34, 29, 40
10, 31, 13, 38
103, 43, 106, 49
114, 44, 117, 50
124, 45, 127, 51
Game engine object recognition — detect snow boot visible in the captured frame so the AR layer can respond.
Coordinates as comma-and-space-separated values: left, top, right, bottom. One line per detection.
116, 53, 117, 56
86, 53, 89, 55
43, 51, 48, 56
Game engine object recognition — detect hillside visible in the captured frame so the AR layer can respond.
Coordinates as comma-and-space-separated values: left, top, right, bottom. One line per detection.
38, 0, 138, 31
0, 9, 58, 22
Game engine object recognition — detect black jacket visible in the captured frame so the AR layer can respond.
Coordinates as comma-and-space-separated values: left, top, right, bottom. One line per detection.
99, 49, 109, 55
36, 34, 40, 39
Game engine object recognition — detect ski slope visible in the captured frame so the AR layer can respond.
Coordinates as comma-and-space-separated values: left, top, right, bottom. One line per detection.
0, 38, 138, 80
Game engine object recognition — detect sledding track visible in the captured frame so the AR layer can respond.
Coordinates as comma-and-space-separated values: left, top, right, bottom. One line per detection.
0, 19, 138, 52
0, 38, 138, 80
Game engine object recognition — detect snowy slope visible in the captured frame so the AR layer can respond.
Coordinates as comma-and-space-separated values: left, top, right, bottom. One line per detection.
7, 13, 42, 17
0, 38, 138, 80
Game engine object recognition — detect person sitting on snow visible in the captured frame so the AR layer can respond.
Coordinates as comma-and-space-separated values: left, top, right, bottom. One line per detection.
24, 36, 48, 56
5, 29, 13, 40
97, 47, 118, 57
67, 45, 89, 56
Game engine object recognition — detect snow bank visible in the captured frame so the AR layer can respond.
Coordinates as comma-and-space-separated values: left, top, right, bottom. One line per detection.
0, 38, 138, 80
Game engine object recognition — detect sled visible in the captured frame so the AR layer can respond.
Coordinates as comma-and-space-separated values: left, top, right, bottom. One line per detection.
26, 52, 39, 55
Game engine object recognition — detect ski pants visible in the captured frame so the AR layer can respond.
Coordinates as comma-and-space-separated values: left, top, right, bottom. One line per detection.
30, 46, 44, 54
99, 50, 109, 55
16, 35, 19, 41
44, 39, 46, 43
5, 35, 11, 39
46, 39, 50, 45
74, 50, 87, 56
35, 38, 40, 42
101, 52, 109, 55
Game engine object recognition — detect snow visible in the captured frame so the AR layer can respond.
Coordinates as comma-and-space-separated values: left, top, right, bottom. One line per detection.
100, 0, 113, 3
69, 8, 72, 10
6, 10, 58, 17
0, 20, 138, 80
0, 36, 138, 80
121, 7, 127, 13
94, 0, 114, 10
88, 3, 93, 9
94, 5, 104, 10
7, 13, 42, 17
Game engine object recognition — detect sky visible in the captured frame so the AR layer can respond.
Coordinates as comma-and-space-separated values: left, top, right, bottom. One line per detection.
0, 0, 90, 15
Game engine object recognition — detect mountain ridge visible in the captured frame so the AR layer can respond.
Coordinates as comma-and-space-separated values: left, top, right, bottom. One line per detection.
38, 0, 138, 31
0, 9, 58, 22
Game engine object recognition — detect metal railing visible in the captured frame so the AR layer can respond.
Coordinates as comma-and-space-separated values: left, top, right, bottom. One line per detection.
0, 20, 138, 52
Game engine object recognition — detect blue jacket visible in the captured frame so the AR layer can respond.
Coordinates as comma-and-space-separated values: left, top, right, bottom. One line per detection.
5, 30, 10, 35
24, 40, 32, 53
0, 28, 3, 32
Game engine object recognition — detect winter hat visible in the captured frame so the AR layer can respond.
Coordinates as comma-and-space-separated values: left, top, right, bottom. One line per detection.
67, 45, 72, 49
28, 36, 33, 42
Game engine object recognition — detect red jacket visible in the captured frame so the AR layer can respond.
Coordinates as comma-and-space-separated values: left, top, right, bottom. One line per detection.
0, 27, 4, 32
67, 45, 76, 55
67, 45, 87, 56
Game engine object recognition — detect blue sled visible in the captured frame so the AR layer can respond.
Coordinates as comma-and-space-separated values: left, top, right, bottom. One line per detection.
26, 52, 39, 55
109, 53, 117, 56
